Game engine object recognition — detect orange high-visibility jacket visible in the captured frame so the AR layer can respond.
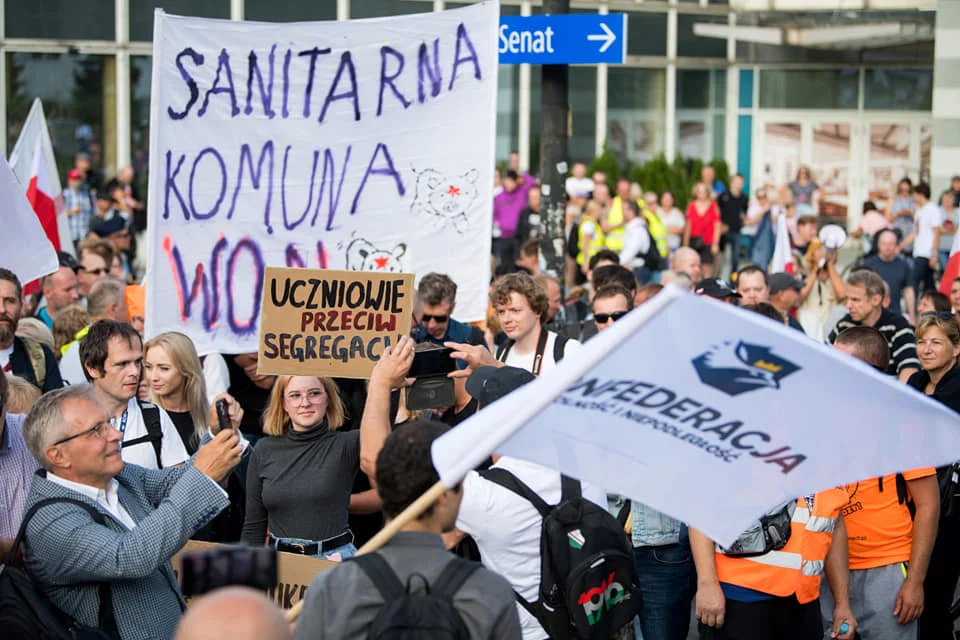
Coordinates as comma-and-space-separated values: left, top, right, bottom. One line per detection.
714, 488, 848, 604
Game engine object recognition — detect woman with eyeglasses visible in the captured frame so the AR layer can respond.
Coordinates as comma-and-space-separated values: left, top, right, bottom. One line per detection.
241, 374, 382, 561
906, 314, 960, 639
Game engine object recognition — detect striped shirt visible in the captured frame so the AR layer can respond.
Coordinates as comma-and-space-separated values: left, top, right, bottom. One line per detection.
827, 309, 920, 376
0, 414, 40, 540
63, 187, 92, 242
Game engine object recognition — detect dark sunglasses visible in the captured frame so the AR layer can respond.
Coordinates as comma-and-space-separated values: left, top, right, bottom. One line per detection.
594, 311, 628, 324
52, 420, 113, 446
422, 314, 449, 323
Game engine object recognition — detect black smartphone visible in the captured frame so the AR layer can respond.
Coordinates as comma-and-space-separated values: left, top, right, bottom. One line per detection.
180, 546, 277, 597
215, 398, 232, 432
409, 346, 456, 379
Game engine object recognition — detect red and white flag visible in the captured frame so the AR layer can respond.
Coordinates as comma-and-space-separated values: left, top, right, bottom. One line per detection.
0, 152, 58, 285
8, 98, 73, 257
769, 211, 794, 274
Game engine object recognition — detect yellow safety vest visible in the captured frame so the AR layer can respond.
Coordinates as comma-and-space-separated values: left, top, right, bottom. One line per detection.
61, 324, 90, 357
577, 219, 606, 266
604, 197, 628, 251
644, 209, 669, 258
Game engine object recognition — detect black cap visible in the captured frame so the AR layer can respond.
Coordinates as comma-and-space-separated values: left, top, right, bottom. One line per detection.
91, 216, 127, 238
768, 273, 803, 296
57, 251, 79, 272
695, 278, 741, 300
466, 366, 536, 406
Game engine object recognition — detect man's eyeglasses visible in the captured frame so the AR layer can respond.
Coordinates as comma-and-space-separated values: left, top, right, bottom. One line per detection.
52, 420, 113, 446
594, 311, 628, 324
422, 314, 449, 323
79, 266, 108, 276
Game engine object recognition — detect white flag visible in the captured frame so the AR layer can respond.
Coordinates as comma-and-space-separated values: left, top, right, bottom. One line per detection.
431, 286, 960, 547
770, 212, 793, 274
0, 152, 58, 284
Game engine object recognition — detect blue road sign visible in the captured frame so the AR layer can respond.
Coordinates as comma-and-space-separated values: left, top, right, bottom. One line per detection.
498, 14, 627, 65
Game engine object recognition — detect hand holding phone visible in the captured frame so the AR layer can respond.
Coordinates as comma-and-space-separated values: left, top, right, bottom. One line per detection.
215, 398, 233, 433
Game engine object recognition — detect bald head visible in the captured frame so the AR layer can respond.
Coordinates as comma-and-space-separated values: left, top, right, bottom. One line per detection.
670, 248, 702, 283
174, 587, 291, 640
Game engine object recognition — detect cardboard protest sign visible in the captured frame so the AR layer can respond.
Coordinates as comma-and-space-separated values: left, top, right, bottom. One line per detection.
144, 3, 497, 355
171, 540, 335, 609
257, 266, 413, 378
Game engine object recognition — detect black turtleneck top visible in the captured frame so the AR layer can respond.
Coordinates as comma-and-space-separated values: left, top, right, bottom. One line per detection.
241, 424, 361, 545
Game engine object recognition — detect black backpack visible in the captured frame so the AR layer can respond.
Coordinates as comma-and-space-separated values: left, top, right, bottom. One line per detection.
351, 553, 480, 639
0, 498, 119, 640
641, 229, 663, 272
480, 469, 642, 640
123, 402, 164, 469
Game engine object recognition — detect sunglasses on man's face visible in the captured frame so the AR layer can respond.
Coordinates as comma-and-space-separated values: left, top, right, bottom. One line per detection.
594, 311, 628, 324
422, 314, 449, 324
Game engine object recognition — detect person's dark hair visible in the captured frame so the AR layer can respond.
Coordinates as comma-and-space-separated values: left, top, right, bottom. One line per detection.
592, 285, 634, 312
588, 249, 620, 271
954, 276, 960, 285
846, 269, 886, 300
863, 200, 877, 214
520, 239, 539, 258
636, 283, 663, 305
741, 302, 784, 324
0, 268, 23, 301
417, 273, 457, 307
898, 177, 914, 192
79, 319, 141, 382
504, 169, 519, 181
592, 265, 637, 295
796, 215, 817, 228
376, 420, 451, 519
915, 182, 931, 200
835, 326, 890, 372
623, 199, 640, 217
490, 272, 549, 319
736, 264, 768, 286
874, 227, 900, 246
921, 290, 951, 313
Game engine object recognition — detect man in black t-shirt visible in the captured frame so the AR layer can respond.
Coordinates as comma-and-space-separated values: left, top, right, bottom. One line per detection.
717, 174, 748, 274
863, 228, 915, 323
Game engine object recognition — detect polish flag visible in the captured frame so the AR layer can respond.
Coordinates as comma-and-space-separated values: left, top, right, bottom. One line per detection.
8, 98, 73, 257
769, 211, 794, 274
939, 224, 960, 299
0, 153, 58, 286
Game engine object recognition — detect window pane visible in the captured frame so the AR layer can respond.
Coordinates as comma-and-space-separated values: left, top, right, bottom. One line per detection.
864, 69, 934, 111
530, 66, 598, 170
677, 13, 727, 59
245, 0, 336, 22
759, 69, 858, 109
7, 53, 107, 178
351, 0, 434, 18
677, 70, 710, 109
131, 56, 152, 200
131, 0, 230, 42
7, 0, 114, 40
607, 68, 666, 165
627, 13, 668, 57
712, 69, 727, 109
497, 65, 520, 166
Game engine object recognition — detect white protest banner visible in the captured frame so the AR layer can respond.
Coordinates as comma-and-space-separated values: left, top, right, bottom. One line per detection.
0, 151, 58, 285
432, 286, 960, 547
145, 4, 498, 354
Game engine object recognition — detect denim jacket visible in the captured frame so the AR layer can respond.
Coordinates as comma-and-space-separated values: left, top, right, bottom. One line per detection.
631, 500, 683, 547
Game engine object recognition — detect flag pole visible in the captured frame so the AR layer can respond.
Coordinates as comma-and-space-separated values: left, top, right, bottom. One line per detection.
284, 480, 449, 622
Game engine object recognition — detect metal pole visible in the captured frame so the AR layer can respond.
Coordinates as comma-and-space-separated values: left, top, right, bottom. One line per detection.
538, 0, 570, 280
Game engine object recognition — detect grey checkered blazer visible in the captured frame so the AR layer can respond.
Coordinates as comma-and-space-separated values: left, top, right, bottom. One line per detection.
22, 463, 229, 640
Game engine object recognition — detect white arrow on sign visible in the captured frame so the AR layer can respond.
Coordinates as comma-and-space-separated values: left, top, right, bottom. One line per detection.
587, 22, 616, 53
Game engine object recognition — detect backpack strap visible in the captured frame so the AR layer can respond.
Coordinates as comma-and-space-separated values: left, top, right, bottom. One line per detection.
560, 474, 582, 501
552, 334, 568, 364
479, 468, 552, 517
11, 496, 120, 639
430, 557, 481, 600
351, 553, 406, 602
125, 402, 164, 469
495, 340, 514, 362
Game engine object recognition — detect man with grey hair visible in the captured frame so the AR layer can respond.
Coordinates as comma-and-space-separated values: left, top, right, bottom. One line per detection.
828, 269, 919, 381
411, 272, 485, 349
660, 269, 694, 291
18, 384, 243, 639
59, 276, 128, 386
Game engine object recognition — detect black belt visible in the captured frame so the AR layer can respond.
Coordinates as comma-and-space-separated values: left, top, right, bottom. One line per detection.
268, 531, 353, 556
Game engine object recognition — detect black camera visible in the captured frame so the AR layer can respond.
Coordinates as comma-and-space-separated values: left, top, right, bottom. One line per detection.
180, 545, 278, 597
406, 345, 456, 411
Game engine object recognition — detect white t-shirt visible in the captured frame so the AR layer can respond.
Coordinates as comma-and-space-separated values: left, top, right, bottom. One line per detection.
501, 331, 581, 376
457, 457, 607, 640
0, 344, 12, 372
619, 218, 651, 268
60, 341, 86, 386
201, 352, 230, 403
119, 397, 190, 470
660, 207, 686, 250
565, 176, 594, 198
913, 202, 943, 259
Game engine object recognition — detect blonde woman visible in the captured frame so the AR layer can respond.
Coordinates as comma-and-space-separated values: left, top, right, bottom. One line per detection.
144, 332, 210, 454
241, 374, 383, 560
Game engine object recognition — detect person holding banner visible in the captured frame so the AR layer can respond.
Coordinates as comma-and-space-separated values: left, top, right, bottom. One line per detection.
241, 339, 406, 559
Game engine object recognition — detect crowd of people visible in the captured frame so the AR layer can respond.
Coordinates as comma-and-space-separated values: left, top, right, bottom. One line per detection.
1, 151, 960, 640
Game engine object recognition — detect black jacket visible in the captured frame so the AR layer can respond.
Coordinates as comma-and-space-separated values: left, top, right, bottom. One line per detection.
907, 364, 960, 414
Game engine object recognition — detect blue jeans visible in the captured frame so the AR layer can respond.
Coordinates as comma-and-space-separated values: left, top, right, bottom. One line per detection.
632, 542, 696, 640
